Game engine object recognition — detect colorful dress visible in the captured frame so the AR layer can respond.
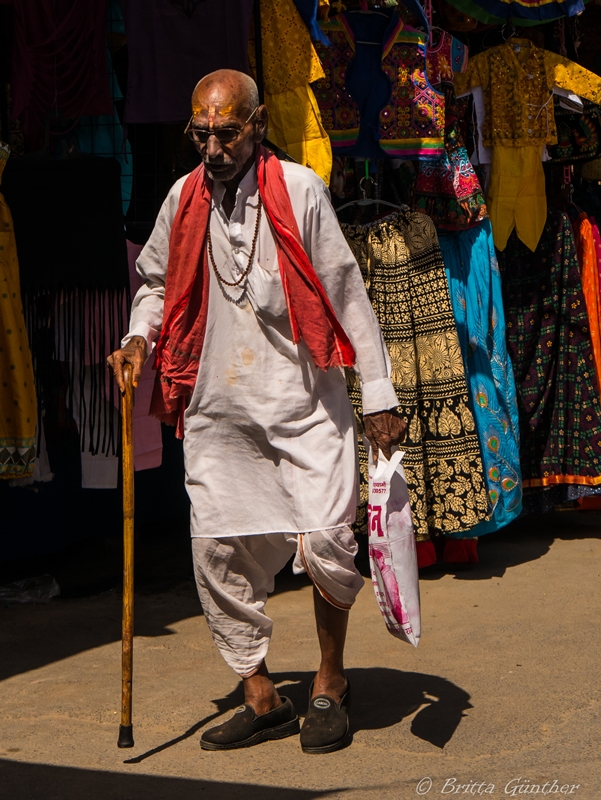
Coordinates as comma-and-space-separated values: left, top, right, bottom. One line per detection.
499, 209, 601, 487
342, 210, 489, 541
0, 145, 37, 479
454, 40, 601, 251
413, 30, 487, 231
315, 11, 445, 159
439, 220, 522, 535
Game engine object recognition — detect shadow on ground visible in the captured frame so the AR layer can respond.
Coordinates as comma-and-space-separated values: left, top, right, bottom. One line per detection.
0, 759, 347, 800
417, 511, 601, 582
123, 667, 471, 766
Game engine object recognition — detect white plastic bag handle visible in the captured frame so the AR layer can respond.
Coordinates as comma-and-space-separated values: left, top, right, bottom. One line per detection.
363, 438, 404, 483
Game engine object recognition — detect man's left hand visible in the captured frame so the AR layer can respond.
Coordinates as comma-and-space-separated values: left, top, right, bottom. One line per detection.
363, 409, 407, 463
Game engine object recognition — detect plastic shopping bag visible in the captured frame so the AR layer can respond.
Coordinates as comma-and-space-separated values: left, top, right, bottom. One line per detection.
365, 443, 421, 647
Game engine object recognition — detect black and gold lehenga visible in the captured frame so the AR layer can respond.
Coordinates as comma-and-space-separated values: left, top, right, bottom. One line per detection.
342, 209, 489, 541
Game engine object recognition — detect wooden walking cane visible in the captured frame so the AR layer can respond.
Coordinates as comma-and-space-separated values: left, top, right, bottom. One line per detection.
118, 363, 135, 748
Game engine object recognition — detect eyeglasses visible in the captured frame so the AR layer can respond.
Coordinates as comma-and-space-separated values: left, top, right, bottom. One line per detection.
185, 107, 259, 145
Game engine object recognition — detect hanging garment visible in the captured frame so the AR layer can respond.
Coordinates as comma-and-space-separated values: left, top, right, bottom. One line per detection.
590, 217, 601, 296
487, 144, 547, 252
342, 210, 489, 540
248, 0, 332, 183
413, 29, 487, 231
439, 220, 522, 535
454, 39, 601, 250
120, 0, 254, 123
315, 12, 445, 160
546, 101, 601, 165
76, 0, 132, 215
1, 156, 129, 458
0, 146, 37, 480
499, 208, 601, 487
292, 0, 331, 45
575, 213, 601, 395
4, 0, 113, 137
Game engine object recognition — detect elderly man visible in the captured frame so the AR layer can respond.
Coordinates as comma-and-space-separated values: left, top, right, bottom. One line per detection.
109, 69, 405, 754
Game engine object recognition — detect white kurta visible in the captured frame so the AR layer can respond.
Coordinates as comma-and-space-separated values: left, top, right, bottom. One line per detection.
126, 162, 398, 537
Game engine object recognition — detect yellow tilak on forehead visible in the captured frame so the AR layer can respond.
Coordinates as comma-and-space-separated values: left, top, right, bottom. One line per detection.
191, 103, 236, 125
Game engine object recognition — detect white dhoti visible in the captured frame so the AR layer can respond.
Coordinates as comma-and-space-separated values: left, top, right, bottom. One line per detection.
192, 527, 364, 677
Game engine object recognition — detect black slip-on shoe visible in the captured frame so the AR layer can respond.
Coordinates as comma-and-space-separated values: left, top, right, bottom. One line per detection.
200, 696, 300, 751
300, 682, 351, 754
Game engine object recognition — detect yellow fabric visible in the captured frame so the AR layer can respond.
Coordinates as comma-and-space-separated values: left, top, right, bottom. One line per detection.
249, 0, 331, 183
487, 145, 547, 252
454, 39, 601, 148
0, 151, 37, 479
250, 0, 324, 94
266, 85, 332, 184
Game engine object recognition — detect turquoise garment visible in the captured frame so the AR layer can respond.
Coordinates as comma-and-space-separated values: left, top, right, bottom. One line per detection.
439, 219, 522, 536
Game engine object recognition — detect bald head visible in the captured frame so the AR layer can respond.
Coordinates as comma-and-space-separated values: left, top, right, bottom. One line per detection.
192, 69, 259, 119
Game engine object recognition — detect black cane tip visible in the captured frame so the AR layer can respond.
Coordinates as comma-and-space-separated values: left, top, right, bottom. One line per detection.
118, 724, 135, 748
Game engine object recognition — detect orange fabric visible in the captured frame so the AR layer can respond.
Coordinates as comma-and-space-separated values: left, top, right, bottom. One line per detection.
523, 472, 601, 488
150, 146, 355, 435
577, 213, 601, 395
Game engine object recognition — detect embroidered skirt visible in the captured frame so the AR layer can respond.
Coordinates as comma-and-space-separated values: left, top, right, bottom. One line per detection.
439, 219, 522, 535
499, 208, 601, 487
342, 210, 489, 540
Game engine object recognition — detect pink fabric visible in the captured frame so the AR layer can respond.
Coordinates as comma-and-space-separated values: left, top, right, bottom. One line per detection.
127, 241, 163, 471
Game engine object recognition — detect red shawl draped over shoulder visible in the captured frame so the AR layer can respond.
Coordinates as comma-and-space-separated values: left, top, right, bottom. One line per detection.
150, 145, 356, 437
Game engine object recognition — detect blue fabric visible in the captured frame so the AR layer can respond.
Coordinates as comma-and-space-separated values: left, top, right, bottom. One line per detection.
292, 0, 331, 46
439, 220, 523, 536
340, 10, 399, 159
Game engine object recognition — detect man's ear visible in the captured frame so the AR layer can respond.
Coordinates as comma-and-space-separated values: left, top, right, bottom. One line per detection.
254, 105, 268, 141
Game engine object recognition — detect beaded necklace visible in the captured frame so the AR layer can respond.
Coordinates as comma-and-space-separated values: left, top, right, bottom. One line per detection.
207, 195, 263, 288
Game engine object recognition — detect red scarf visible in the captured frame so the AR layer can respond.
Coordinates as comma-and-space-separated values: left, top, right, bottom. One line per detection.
150, 145, 356, 437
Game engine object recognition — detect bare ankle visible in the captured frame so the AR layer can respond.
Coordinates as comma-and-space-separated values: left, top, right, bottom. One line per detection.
242, 664, 282, 715
312, 668, 348, 702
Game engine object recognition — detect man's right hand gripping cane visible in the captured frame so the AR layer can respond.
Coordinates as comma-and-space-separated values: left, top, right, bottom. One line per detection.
107, 335, 147, 392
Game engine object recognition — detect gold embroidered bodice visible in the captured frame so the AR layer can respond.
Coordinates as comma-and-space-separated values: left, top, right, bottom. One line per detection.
454, 39, 601, 147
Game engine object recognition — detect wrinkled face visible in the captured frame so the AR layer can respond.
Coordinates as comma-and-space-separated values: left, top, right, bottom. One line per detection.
188, 84, 265, 183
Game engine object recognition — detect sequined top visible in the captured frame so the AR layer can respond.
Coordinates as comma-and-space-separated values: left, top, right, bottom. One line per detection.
426, 29, 468, 87
454, 39, 601, 147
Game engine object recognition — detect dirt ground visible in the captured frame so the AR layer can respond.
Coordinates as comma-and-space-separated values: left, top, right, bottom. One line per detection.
0, 511, 600, 800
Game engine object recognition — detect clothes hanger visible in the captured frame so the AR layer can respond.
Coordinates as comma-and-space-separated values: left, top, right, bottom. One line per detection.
335, 176, 404, 213
481, 23, 519, 50
502, 23, 520, 42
